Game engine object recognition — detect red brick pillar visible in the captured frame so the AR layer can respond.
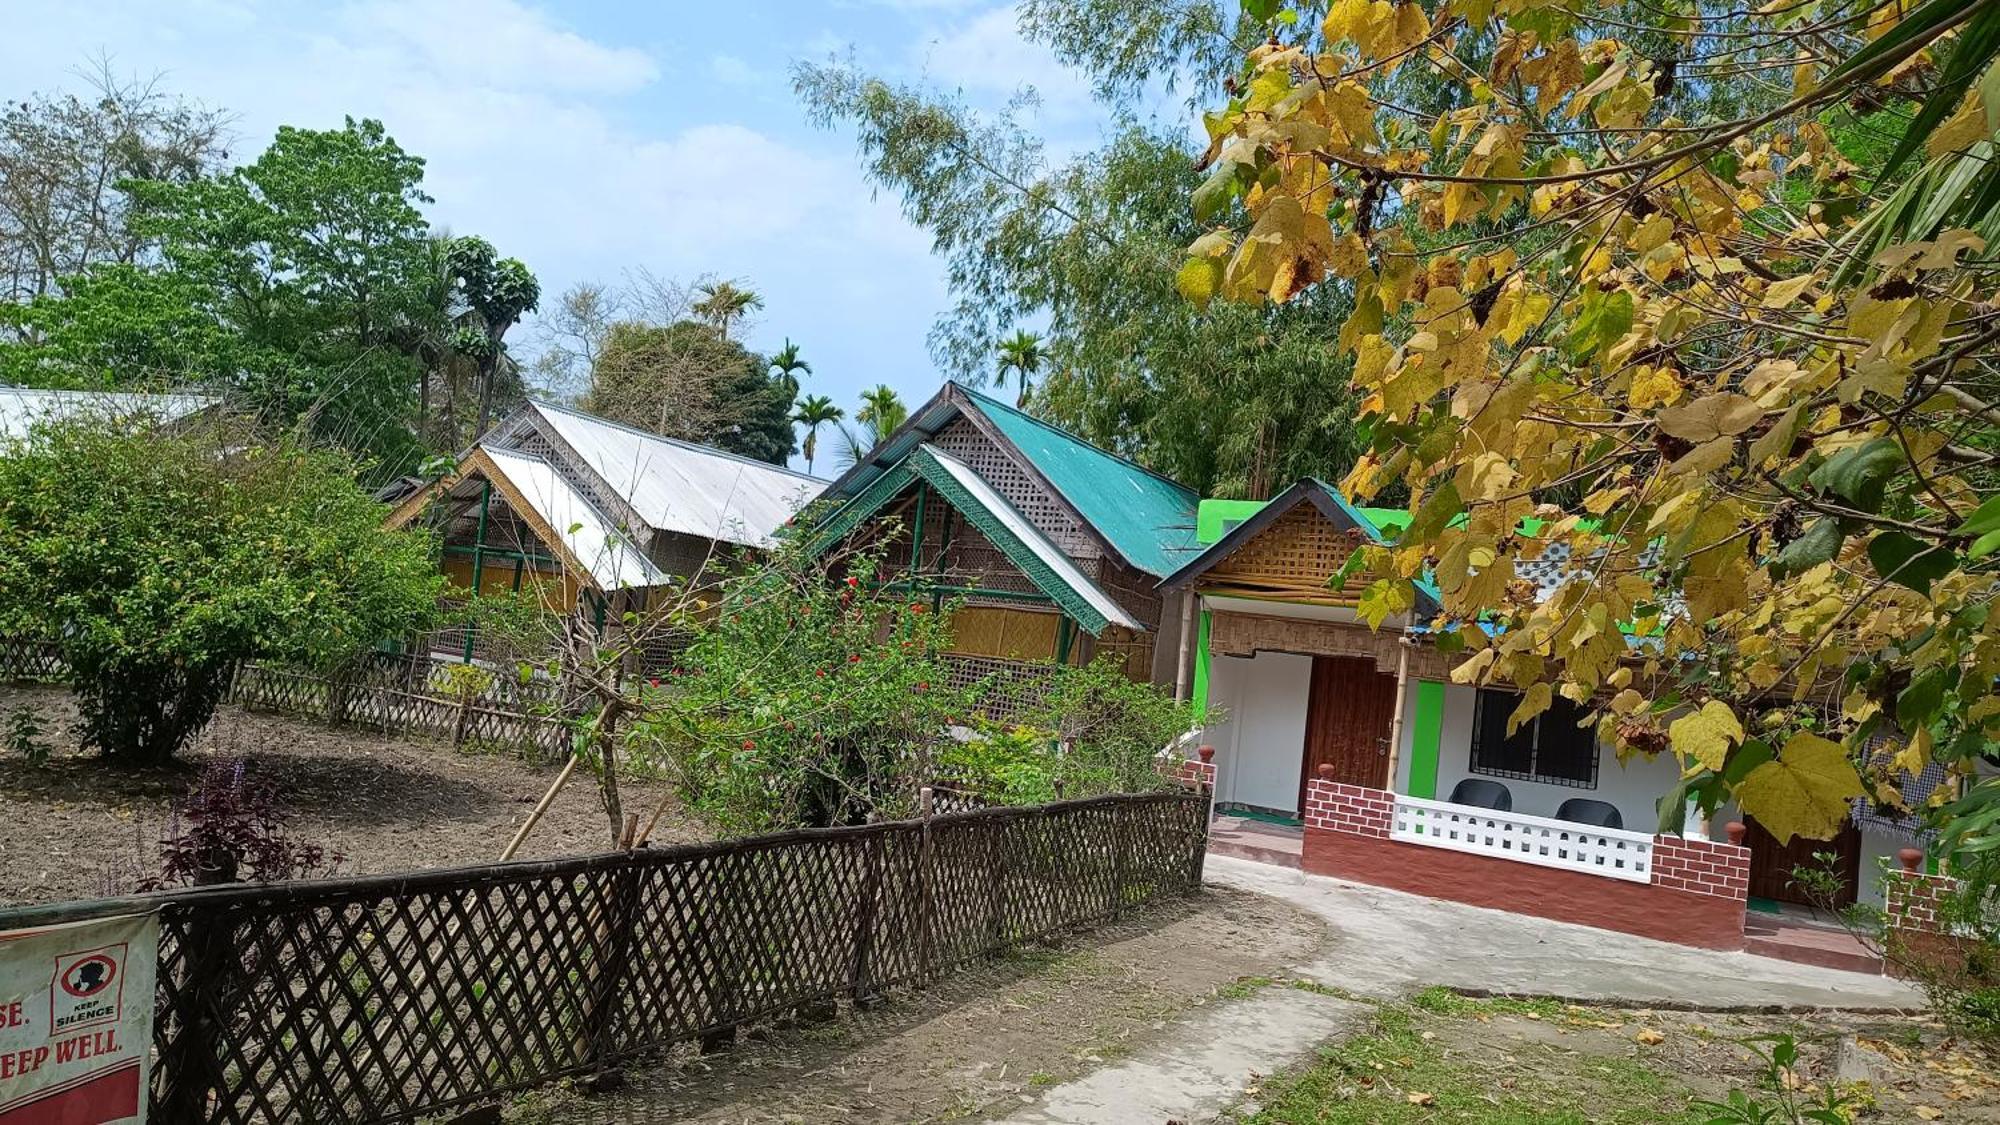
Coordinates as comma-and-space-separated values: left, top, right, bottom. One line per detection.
1303, 764, 1393, 839
1883, 849, 1963, 980
1648, 826, 1751, 901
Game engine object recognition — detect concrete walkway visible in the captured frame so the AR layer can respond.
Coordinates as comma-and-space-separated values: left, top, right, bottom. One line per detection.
996, 855, 1920, 1125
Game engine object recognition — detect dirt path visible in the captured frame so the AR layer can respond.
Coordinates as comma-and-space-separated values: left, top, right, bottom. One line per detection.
0, 684, 696, 906
502, 886, 1328, 1124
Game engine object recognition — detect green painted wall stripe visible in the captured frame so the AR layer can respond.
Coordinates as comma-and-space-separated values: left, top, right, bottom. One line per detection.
1192, 608, 1213, 718
1407, 680, 1445, 799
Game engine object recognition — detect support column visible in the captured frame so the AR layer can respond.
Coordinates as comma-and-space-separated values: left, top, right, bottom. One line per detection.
1404, 680, 1444, 800
463, 478, 493, 663
1382, 639, 1411, 790
1190, 608, 1213, 718
1173, 591, 1195, 703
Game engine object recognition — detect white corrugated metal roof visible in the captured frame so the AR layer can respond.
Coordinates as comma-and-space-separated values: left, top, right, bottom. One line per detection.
922, 445, 1145, 632
483, 447, 666, 592
524, 402, 821, 548
0, 387, 217, 441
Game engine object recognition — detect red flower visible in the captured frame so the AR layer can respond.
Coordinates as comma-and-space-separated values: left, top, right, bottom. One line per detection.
916, 682, 928, 692
845, 576, 860, 588
849, 653, 861, 663
816, 668, 827, 678
647, 678, 660, 688
741, 739, 756, 750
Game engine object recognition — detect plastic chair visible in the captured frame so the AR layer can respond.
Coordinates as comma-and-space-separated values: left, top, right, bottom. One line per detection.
1447, 778, 1513, 811
1556, 798, 1623, 830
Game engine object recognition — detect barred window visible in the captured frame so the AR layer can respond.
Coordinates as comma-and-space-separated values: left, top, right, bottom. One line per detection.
1470, 689, 1600, 789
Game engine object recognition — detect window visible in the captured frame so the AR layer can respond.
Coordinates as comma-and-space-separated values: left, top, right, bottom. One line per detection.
1470, 689, 1600, 788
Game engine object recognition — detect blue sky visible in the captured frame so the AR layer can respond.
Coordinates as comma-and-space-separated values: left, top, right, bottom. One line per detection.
0, 0, 1133, 474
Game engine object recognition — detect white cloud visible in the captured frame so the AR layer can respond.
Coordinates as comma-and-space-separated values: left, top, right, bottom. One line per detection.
334, 0, 659, 95
914, 4, 1093, 118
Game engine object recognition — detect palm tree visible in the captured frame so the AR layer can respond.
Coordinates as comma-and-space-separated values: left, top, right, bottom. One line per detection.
833, 385, 909, 473
770, 339, 812, 397
996, 330, 1046, 407
692, 280, 763, 340
856, 384, 908, 441
792, 393, 842, 475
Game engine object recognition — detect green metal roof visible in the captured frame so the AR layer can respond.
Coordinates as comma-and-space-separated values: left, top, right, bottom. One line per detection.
958, 387, 1202, 578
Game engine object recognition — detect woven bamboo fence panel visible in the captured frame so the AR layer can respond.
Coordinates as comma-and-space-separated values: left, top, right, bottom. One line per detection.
0, 642, 570, 760
0, 791, 1209, 1124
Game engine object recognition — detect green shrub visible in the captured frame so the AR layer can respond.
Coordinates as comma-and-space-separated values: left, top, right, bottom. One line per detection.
0, 416, 442, 764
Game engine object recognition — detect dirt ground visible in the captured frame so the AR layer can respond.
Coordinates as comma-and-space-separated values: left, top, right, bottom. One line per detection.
501, 885, 1328, 1125
1236, 988, 2000, 1124
0, 684, 697, 907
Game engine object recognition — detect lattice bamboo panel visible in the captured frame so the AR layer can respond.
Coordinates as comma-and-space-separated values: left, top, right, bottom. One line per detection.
1201, 505, 1372, 603
0, 792, 1209, 1124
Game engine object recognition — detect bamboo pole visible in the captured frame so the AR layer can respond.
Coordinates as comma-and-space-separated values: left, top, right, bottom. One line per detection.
1382, 639, 1411, 790
1173, 591, 1195, 703
499, 752, 582, 862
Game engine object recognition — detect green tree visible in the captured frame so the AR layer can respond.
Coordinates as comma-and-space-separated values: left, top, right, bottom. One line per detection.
792, 393, 843, 475
692, 279, 763, 341
795, 63, 1364, 498
0, 414, 441, 764
445, 235, 541, 439
769, 338, 812, 397
995, 329, 1046, 407
582, 318, 797, 464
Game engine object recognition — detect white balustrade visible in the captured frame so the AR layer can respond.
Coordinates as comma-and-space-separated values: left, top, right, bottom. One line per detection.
1390, 794, 1654, 883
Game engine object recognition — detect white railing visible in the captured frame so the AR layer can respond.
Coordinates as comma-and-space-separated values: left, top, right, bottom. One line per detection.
1390, 794, 1655, 883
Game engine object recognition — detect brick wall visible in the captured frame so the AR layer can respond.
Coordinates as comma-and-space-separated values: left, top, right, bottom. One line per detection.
1649, 833, 1751, 901
1165, 746, 1217, 793
1298, 779, 1750, 950
1886, 870, 1956, 935
1303, 778, 1392, 838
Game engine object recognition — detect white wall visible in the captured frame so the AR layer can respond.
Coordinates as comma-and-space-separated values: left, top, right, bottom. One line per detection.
1202, 650, 1312, 815
1414, 683, 1686, 833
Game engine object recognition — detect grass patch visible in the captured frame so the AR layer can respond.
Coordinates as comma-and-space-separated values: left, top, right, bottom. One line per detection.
1230, 995, 1704, 1125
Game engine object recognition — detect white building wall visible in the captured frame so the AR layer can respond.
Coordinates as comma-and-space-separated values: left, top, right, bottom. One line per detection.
1202, 651, 1312, 816
1421, 683, 1686, 833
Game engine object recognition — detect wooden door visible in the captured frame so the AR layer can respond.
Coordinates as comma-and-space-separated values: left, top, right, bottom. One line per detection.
1298, 655, 1399, 804
1744, 816, 1862, 908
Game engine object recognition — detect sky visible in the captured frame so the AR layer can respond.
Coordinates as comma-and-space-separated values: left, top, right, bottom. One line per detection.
0, 0, 1134, 475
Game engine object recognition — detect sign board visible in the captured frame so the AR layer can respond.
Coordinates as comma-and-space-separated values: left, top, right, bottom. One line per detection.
0, 913, 158, 1124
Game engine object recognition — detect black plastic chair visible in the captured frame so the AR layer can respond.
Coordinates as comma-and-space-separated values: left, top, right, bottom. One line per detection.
1556, 798, 1623, 830
1448, 778, 1513, 811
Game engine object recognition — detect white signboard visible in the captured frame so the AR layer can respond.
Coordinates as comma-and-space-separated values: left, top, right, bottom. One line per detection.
0, 913, 158, 1124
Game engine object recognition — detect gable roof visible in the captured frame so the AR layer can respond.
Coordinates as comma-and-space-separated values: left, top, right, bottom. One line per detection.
481, 447, 665, 591
0, 387, 218, 442
1160, 478, 1443, 616
817, 383, 1201, 578
808, 443, 1144, 635
517, 401, 821, 549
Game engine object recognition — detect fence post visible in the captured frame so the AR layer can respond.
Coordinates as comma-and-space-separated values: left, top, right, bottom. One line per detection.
848, 834, 886, 1008
986, 818, 1012, 954
1111, 803, 1130, 919
581, 860, 641, 1090
157, 893, 234, 1122
917, 787, 936, 985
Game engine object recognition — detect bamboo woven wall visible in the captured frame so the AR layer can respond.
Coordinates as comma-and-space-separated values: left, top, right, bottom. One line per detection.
930, 416, 1100, 561
1200, 505, 1373, 603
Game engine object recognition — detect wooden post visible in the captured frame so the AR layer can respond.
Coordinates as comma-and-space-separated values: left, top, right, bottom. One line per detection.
917, 787, 936, 985
849, 835, 887, 1007
498, 753, 582, 862
158, 875, 236, 1121
1111, 801, 1130, 919
1173, 590, 1195, 703
581, 861, 641, 1088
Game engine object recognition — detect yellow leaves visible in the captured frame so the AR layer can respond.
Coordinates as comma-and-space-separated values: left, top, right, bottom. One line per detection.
1508, 681, 1552, 735
1517, 39, 1585, 106
1357, 576, 1417, 628
1734, 732, 1867, 844
1669, 700, 1743, 772
1875, 230, 1987, 271
1497, 282, 1550, 347
1329, 233, 1371, 279
1323, 0, 1430, 67
1927, 88, 1993, 159
1760, 274, 1815, 310
1634, 1028, 1666, 1046
1655, 392, 1762, 443
1176, 257, 1224, 308
1629, 366, 1683, 410
1224, 195, 1336, 303
1460, 451, 1518, 501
